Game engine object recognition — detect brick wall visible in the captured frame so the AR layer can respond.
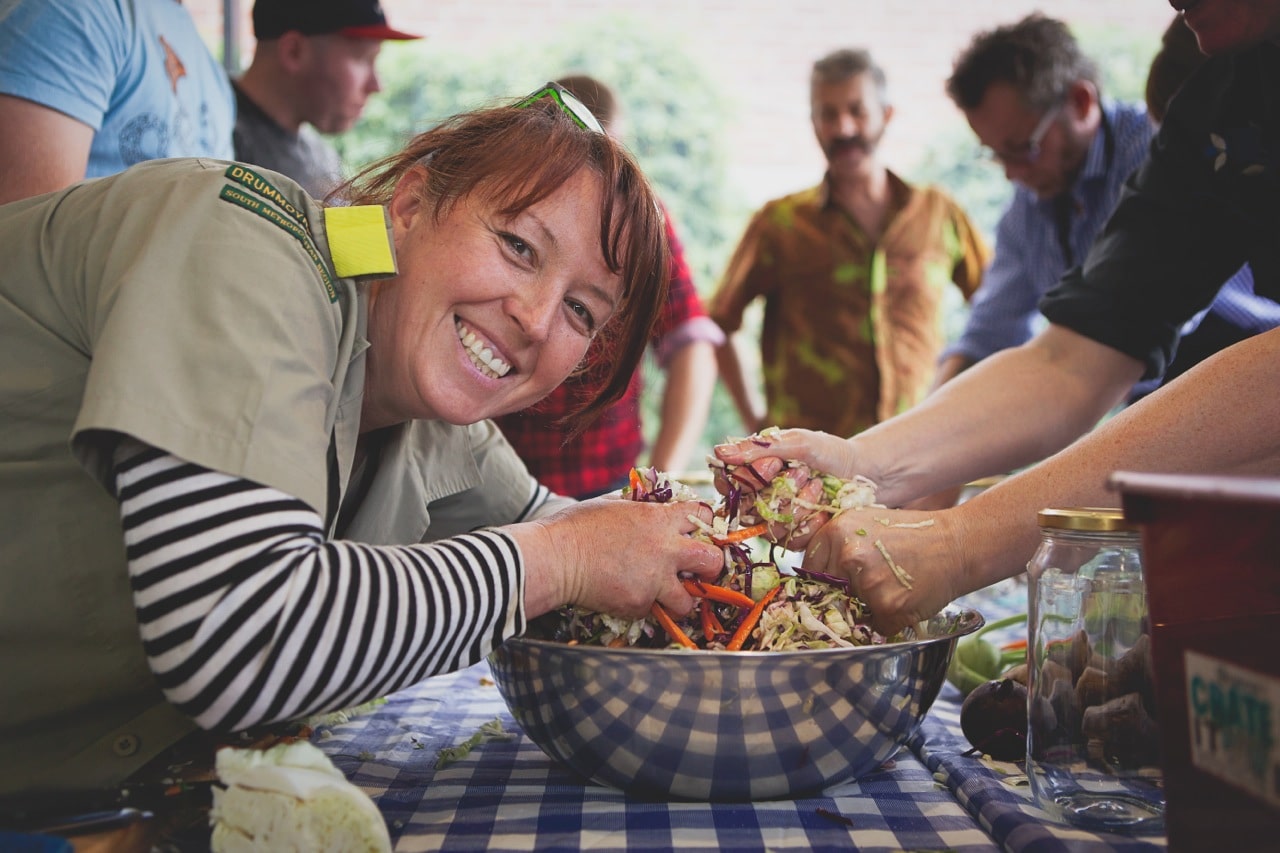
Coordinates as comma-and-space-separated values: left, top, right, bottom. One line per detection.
186, 0, 1175, 206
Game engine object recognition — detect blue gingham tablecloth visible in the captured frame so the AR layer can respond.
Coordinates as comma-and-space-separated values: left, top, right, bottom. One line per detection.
310, 579, 1168, 852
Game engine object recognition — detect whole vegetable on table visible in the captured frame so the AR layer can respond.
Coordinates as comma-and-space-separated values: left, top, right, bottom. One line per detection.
946, 613, 1028, 696
960, 678, 1029, 761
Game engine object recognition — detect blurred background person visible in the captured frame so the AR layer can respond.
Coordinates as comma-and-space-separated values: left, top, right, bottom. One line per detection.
708, 48, 989, 439
934, 13, 1279, 398
494, 74, 723, 497
232, 0, 421, 198
0, 0, 234, 205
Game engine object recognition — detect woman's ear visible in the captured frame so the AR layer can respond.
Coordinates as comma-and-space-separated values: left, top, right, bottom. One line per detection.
387, 165, 429, 240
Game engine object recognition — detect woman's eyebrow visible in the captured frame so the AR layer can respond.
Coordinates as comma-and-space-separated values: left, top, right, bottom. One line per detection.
525, 211, 559, 251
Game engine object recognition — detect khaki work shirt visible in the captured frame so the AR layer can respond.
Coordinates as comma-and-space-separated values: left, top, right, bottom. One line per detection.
0, 159, 535, 792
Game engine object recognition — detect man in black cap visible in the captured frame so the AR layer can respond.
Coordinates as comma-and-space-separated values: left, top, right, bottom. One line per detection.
233, 0, 421, 197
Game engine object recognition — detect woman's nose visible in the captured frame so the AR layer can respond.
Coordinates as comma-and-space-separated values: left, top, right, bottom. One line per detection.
506, 282, 558, 341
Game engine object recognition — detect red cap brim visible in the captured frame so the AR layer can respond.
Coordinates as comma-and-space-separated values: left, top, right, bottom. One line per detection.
339, 24, 422, 41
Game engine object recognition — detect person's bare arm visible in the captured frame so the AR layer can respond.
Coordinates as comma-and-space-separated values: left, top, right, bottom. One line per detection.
715, 332, 765, 434
648, 340, 717, 474
715, 324, 1144, 508
0, 95, 94, 205
803, 325, 1280, 636
860, 325, 1142, 503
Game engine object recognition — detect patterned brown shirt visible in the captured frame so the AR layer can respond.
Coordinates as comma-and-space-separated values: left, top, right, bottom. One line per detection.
709, 171, 989, 436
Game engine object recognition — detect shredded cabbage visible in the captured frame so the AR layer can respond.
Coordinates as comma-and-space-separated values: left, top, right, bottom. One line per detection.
538, 463, 911, 651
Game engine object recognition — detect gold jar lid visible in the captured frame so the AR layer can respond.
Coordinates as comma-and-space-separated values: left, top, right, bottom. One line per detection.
1037, 507, 1139, 532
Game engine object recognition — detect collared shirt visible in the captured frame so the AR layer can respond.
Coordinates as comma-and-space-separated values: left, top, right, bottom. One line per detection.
1042, 43, 1280, 379
0, 158, 535, 791
947, 100, 1280, 370
709, 171, 989, 436
944, 101, 1153, 362
494, 210, 723, 497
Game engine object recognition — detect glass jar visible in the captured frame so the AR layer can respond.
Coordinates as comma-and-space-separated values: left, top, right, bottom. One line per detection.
1026, 507, 1164, 833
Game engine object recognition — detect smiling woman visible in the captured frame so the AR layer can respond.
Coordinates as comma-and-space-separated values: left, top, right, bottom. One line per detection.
0, 87, 722, 801
342, 99, 669, 432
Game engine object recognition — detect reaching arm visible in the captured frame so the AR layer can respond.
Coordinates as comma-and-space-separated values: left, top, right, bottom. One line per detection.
0, 95, 94, 204
863, 324, 1143, 504
113, 439, 721, 732
647, 339, 718, 474
800, 325, 1280, 636
714, 323, 1144, 509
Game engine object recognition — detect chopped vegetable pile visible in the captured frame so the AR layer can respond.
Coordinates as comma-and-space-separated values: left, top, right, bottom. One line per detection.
539, 460, 915, 651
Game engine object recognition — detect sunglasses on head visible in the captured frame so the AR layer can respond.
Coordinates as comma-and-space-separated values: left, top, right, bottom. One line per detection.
516, 82, 605, 134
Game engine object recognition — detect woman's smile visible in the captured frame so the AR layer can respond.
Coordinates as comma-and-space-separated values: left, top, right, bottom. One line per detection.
455, 317, 511, 379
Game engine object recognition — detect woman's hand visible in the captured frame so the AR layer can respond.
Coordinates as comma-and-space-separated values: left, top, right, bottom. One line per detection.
800, 505, 968, 637
513, 497, 723, 620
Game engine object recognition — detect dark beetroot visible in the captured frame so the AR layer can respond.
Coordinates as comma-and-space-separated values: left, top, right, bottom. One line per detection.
960, 678, 1028, 761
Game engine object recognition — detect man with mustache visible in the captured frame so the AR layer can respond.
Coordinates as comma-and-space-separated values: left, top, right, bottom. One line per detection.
708, 48, 990, 438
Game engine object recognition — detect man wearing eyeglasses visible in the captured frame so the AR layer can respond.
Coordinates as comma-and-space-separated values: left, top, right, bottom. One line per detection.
709, 48, 990, 440
932, 13, 1275, 395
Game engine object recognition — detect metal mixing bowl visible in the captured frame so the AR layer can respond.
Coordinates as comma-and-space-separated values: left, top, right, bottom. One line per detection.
489, 605, 983, 801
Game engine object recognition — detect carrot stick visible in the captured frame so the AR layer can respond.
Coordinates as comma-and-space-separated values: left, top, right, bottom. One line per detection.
699, 599, 725, 640
650, 603, 698, 649
628, 467, 643, 495
726, 585, 782, 651
712, 522, 769, 546
682, 578, 756, 609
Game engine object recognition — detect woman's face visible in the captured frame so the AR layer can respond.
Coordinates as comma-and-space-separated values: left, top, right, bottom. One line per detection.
363, 166, 623, 429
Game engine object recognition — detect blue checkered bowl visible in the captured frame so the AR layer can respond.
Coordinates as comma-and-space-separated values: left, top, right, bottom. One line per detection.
489, 605, 983, 801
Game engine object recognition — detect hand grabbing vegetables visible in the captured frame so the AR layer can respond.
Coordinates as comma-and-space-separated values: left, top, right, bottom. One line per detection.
512, 493, 722, 621
712, 428, 870, 499
539, 466, 908, 652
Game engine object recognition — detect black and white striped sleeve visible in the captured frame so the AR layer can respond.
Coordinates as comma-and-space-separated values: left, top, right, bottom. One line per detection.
111, 438, 526, 732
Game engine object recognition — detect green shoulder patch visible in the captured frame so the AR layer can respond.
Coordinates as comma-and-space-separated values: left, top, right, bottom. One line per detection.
223, 164, 310, 229
218, 184, 337, 303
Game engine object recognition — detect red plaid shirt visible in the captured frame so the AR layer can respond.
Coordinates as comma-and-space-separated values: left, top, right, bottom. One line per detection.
494, 211, 712, 498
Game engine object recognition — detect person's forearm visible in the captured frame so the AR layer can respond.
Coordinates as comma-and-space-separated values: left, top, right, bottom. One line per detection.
857, 325, 1142, 507
953, 326, 1280, 591
649, 342, 717, 473
715, 333, 764, 433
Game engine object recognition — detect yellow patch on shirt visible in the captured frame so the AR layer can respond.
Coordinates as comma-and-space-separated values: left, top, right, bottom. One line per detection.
324, 206, 398, 280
